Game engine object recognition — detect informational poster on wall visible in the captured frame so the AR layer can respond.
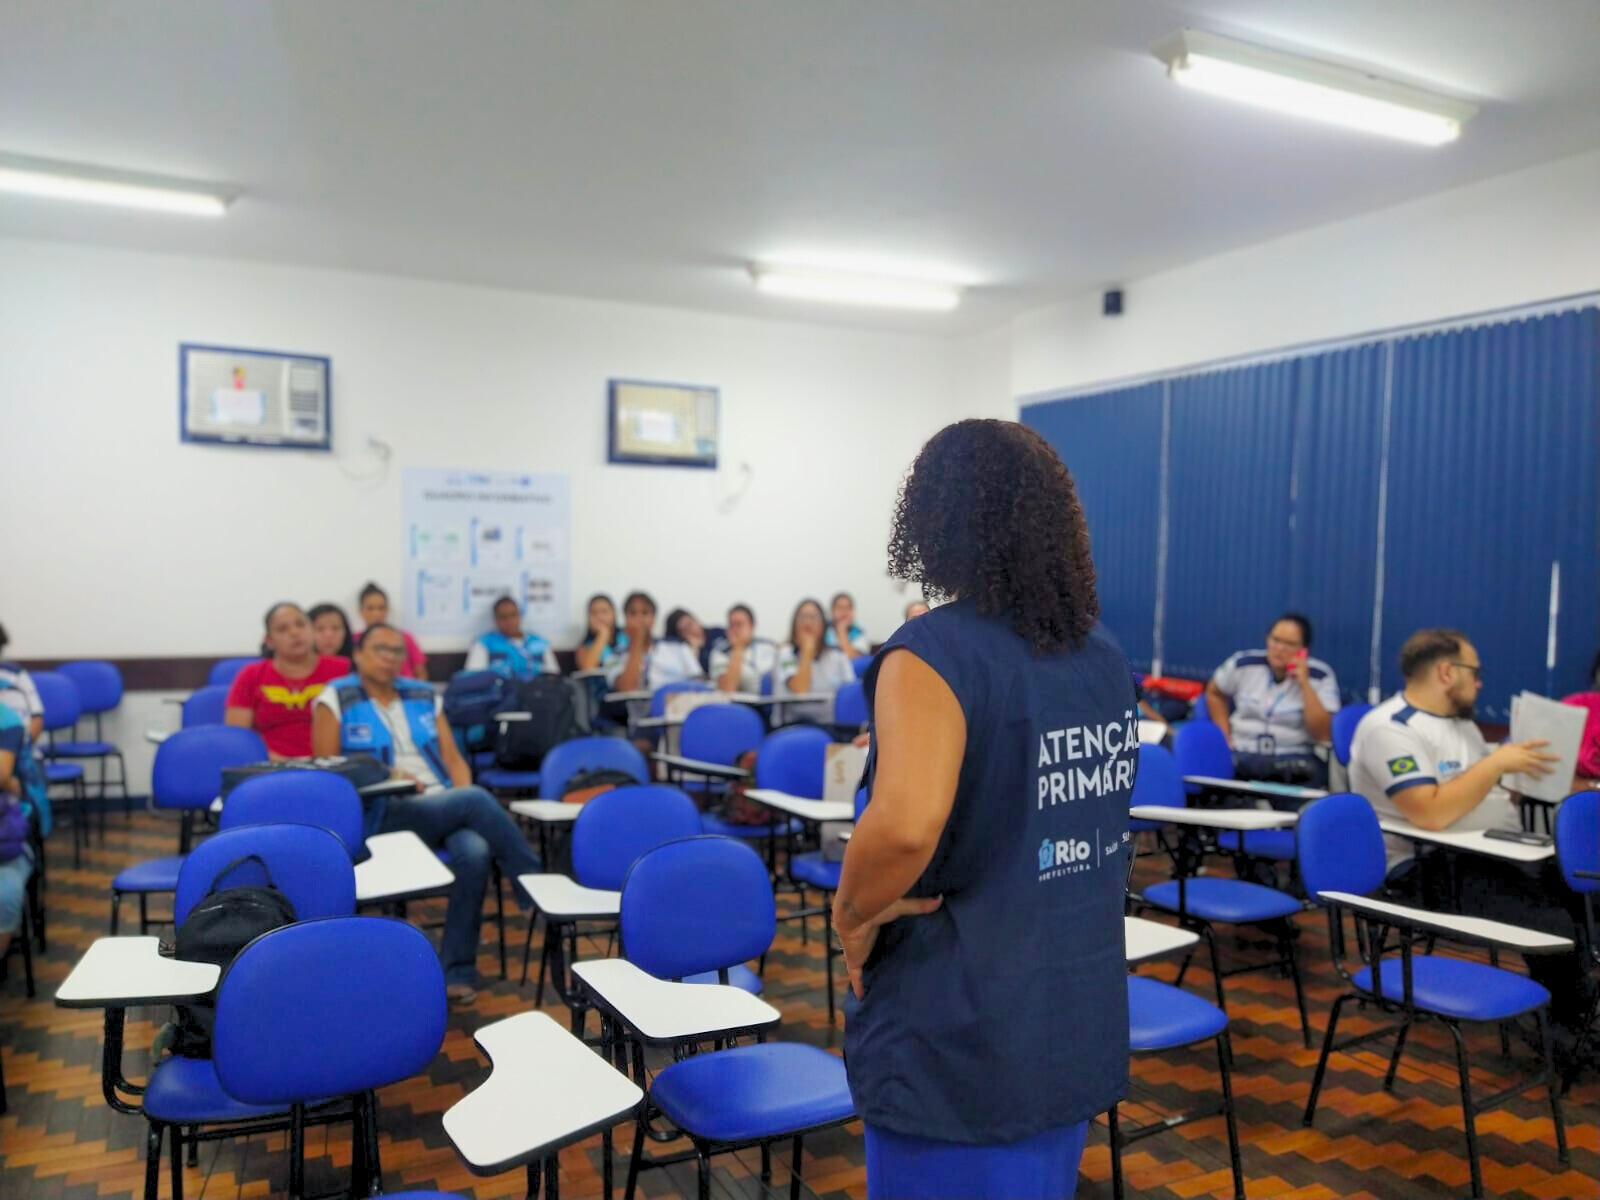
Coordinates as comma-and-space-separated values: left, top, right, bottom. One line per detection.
400, 468, 571, 641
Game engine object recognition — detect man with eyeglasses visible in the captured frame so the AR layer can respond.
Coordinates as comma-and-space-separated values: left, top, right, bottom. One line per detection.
1351, 628, 1594, 1060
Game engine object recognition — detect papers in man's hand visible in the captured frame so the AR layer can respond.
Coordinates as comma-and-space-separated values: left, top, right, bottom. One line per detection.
1507, 692, 1587, 802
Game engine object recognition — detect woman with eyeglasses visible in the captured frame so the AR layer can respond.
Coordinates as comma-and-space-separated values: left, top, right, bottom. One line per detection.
1204, 613, 1341, 790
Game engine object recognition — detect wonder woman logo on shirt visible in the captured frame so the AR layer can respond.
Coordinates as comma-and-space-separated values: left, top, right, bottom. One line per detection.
260, 683, 327, 710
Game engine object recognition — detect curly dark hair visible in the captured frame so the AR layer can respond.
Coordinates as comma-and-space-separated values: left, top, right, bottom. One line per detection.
888, 419, 1099, 652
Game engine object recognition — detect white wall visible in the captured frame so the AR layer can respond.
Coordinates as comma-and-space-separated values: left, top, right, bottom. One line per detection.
0, 237, 965, 667
1011, 148, 1600, 400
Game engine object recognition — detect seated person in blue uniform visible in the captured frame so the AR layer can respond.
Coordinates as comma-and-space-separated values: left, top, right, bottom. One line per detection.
826, 591, 872, 659
464, 595, 558, 680
312, 623, 542, 1007
1205, 613, 1340, 788
0, 703, 47, 964
573, 593, 626, 673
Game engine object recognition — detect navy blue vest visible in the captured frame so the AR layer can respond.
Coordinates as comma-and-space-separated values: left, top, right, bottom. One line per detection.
845, 598, 1135, 1143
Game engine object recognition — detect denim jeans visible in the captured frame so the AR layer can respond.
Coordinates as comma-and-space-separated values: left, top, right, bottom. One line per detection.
379, 786, 541, 985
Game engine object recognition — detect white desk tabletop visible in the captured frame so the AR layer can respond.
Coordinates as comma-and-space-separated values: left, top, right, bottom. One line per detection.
633, 715, 682, 729
741, 692, 835, 706
509, 800, 581, 824
441, 1010, 642, 1175
1130, 805, 1298, 830
1378, 819, 1554, 863
1182, 776, 1327, 802
56, 936, 220, 1008
145, 729, 172, 745
519, 873, 620, 920
744, 789, 855, 823
355, 830, 456, 904
569, 668, 610, 681
1137, 719, 1169, 745
603, 690, 654, 703
1319, 891, 1572, 951
573, 958, 781, 1043
1125, 916, 1199, 963
652, 753, 750, 779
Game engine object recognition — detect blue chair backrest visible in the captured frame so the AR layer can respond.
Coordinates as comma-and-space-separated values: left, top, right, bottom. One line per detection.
834, 681, 868, 728
1173, 720, 1233, 788
174, 824, 357, 924
754, 724, 834, 798
851, 655, 873, 680
1131, 743, 1186, 809
58, 661, 123, 714
1330, 703, 1372, 767
153, 725, 269, 812
1296, 792, 1386, 901
855, 785, 869, 821
538, 735, 649, 798
208, 656, 259, 688
621, 836, 776, 979
220, 770, 366, 860
1556, 790, 1599, 895
572, 785, 705, 890
182, 685, 232, 729
680, 704, 765, 766
648, 679, 713, 720
213, 917, 445, 1105
31, 671, 82, 733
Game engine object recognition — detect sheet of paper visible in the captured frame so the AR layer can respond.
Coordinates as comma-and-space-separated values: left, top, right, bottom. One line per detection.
210, 388, 265, 425
635, 411, 678, 445
823, 742, 868, 807
1506, 690, 1588, 802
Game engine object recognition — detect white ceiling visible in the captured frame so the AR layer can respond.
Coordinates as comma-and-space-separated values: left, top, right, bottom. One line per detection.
3, 0, 1599, 335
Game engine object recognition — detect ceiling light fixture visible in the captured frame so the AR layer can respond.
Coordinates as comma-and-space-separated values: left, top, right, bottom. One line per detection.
1154, 29, 1476, 146
0, 154, 233, 216
749, 264, 962, 311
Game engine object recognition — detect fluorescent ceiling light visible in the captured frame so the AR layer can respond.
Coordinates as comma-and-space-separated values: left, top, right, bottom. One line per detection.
0, 154, 233, 216
750, 265, 961, 311
1154, 30, 1475, 146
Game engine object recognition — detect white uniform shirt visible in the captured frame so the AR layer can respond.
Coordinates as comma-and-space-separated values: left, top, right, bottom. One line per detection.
1211, 650, 1340, 755
315, 688, 448, 794
0, 664, 42, 724
602, 639, 706, 723
775, 645, 854, 725
708, 638, 778, 694
1348, 691, 1520, 868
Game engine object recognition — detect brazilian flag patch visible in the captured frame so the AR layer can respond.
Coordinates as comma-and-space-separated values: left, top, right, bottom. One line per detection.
1387, 756, 1418, 777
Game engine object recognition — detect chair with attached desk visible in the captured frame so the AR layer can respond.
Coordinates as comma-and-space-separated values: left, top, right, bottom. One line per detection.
1179, 717, 1299, 871
1330, 702, 1371, 770
1298, 792, 1570, 1199
110, 726, 269, 935
206, 657, 257, 688
662, 703, 765, 799
218, 769, 366, 860
213, 916, 460, 1200
1555, 790, 1599, 1090
786, 786, 867, 1025
32, 670, 89, 866
616, 836, 854, 1200
699, 724, 816, 854
1128, 744, 1183, 890
52, 660, 132, 819
181, 685, 231, 730
138, 823, 358, 1200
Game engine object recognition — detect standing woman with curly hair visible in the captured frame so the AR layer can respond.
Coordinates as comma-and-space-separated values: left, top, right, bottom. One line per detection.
834, 420, 1137, 1199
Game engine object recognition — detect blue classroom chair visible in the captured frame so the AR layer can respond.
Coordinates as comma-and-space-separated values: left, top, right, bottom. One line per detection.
619, 837, 854, 1200
1298, 792, 1569, 1199
787, 787, 868, 1026
207, 657, 258, 688
673, 704, 765, 797
538, 735, 649, 800
1553, 790, 1598, 1091
52, 660, 131, 818
31, 670, 88, 866
181, 685, 231, 729
219, 770, 366, 860
832, 680, 868, 731
1330, 702, 1371, 769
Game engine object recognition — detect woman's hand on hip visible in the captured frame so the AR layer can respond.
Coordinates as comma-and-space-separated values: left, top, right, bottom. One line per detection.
834, 894, 943, 1000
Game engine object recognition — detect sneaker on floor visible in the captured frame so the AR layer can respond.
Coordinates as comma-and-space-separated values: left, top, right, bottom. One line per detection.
447, 983, 478, 1007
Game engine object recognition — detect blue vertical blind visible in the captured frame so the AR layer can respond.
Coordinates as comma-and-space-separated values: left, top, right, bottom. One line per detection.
1021, 383, 1163, 669
1023, 306, 1598, 709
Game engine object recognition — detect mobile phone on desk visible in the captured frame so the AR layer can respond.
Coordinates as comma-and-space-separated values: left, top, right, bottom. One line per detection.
1482, 827, 1553, 847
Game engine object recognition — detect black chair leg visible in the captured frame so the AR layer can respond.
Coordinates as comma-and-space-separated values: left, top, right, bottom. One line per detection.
1536, 1011, 1570, 1164
170, 1123, 185, 1200
823, 902, 836, 1025
1446, 1021, 1483, 1200
1217, 1029, 1245, 1200
789, 1135, 804, 1200
1303, 993, 1349, 1126
1383, 1019, 1412, 1093
519, 911, 539, 987
1280, 924, 1311, 1048
144, 1123, 162, 1200
185, 1126, 197, 1166
495, 866, 507, 981
1107, 1104, 1125, 1200
696, 1146, 711, 1200
623, 1118, 646, 1200
760, 1142, 771, 1182
138, 893, 149, 936
110, 890, 121, 935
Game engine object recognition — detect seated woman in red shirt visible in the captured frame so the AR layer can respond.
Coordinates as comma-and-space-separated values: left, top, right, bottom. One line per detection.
225, 602, 351, 759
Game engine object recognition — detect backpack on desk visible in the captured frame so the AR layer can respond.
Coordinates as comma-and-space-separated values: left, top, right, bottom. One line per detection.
493, 676, 590, 769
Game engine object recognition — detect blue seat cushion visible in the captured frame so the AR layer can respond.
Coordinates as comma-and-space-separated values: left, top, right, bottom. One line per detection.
1128, 976, 1228, 1052
790, 852, 841, 891
113, 856, 186, 894
1217, 830, 1297, 860
46, 741, 119, 757
1353, 957, 1551, 1022
1130, 818, 1167, 834
699, 813, 803, 840
650, 1043, 853, 1143
478, 767, 543, 792
1143, 877, 1302, 924
683, 964, 764, 994
44, 762, 85, 783
144, 1056, 287, 1123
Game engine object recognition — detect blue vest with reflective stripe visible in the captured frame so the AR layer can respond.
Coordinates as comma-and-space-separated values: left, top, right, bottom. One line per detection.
332, 676, 448, 832
479, 631, 552, 681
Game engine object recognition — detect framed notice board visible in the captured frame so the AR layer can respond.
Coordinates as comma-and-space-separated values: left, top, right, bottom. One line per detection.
179, 343, 332, 450
607, 379, 719, 469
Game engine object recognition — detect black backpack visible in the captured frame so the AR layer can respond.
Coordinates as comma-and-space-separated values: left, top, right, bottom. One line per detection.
493, 676, 589, 770
168, 855, 298, 1058
443, 669, 510, 731
560, 767, 642, 804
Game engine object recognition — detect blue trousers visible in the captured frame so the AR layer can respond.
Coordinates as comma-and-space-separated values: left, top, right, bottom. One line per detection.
380, 786, 541, 984
865, 1121, 1087, 1200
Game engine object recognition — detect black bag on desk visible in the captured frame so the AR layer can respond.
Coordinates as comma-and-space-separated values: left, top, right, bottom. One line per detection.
219, 755, 390, 800
493, 676, 589, 769
168, 855, 298, 1058
443, 669, 509, 732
